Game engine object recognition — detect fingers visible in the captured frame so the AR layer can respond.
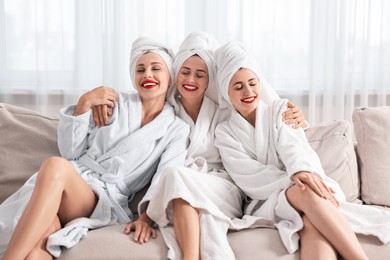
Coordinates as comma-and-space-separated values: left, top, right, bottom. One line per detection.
138, 224, 154, 243
101, 105, 109, 125
294, 172, 325, 197
294, 172, 341, 207
86, 86, 117, 107
92, 106, 101, 127
91, 104, 111, 127
125, 221, 156, 244
124, 223, 134, 234
287, 101, 296, 109
283, 102, 305, 129
293, 175, 306, 190
328, 193, 340, 207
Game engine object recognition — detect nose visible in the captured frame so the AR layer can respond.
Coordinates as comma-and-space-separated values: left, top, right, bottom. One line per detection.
144, 68, 152, 78
188, 73, 195, 82
242, 84, 252, 95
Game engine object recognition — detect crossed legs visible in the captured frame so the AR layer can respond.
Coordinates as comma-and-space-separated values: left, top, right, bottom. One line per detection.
3, 157, 98, 260
286, 184, 368, 260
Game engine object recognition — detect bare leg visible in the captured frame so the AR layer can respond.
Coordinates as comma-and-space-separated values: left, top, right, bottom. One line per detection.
172, 198, 200, 260
286, 184, 368, 260
3, 157, 98, 260
25, 216, 61, 260
299, 215, 337, 260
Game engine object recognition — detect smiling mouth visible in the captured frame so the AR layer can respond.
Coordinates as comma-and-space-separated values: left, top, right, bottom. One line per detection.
142, 80, 158, 89
241, 96, 256, 103
183, 84, 198, 92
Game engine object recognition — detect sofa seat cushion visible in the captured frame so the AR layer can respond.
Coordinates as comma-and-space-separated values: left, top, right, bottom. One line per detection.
57, 224, 390, 260
353, 106, 390, 206
305, 120, 360, 202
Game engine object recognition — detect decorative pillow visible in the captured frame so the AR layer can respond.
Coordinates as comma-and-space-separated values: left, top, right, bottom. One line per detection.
0, 103, 60, 204
305, 120, 360, 202
353, 106, 390, 206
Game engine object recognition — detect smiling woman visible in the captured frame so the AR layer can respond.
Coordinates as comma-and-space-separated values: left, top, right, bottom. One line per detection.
0, 0, 389, 123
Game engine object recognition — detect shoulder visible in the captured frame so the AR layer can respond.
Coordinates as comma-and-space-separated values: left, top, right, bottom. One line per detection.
270, 99, 289, 114
215, 120, 231, 136
118, 91, 139, 104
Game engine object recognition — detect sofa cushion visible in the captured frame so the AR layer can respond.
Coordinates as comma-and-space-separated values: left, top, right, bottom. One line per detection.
305, 120, 360, 202
353, 106, 390, 206
0, 103, 60, 204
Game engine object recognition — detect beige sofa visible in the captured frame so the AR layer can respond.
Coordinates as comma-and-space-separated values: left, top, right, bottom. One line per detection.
1, 102, 390, 259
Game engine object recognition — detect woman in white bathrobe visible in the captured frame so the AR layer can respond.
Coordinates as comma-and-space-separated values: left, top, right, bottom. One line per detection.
0, 37, 190, 259
144, 32, 306, 260
214, 41, 390, 259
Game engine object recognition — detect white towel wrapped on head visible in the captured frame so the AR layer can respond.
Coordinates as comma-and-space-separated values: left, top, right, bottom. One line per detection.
214, 41, 280, 109
129, 36, 175, 97
168, 31, 220, 109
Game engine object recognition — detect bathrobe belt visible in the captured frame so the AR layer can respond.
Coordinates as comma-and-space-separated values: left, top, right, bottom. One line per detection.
78, 154, 132, 222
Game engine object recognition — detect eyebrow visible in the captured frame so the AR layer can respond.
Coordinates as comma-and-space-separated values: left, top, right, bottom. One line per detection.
181, 66, 207, 73
232, 77, 257, 86
136, 61, 163, 67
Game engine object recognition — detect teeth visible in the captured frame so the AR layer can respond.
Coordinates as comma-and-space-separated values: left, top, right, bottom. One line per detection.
242, 97, 255, 102
143, 82, 156, 87
183, 85, 197, 90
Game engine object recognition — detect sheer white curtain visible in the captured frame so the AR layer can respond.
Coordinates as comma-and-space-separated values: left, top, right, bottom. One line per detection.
0, 0, 389, 123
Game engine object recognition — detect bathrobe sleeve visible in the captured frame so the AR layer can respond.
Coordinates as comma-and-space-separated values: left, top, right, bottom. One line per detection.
57, 104, 94, 160
138, 119, 190, 214
272, 100, 326, 178
215, 123, 291, 200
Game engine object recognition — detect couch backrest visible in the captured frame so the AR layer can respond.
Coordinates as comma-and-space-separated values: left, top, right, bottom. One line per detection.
0, 103, 60, 204
305, 120, 360, 202
0, 103, 362, 207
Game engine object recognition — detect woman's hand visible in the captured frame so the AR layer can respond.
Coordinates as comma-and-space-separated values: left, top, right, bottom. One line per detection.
283, 101, 305, 129
124, 212, 156, 244
74, 86, 117, 117
92, 105, 112, 127
292, 171, 340, 207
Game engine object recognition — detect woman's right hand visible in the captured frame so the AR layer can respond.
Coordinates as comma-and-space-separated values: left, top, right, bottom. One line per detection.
74, 86, 117, 117
124, 212, 156, 244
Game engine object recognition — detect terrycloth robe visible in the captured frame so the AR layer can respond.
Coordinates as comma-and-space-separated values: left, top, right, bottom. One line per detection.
215, 99, 390, 253
147, 96, 244, 260
0, 92, 189, 257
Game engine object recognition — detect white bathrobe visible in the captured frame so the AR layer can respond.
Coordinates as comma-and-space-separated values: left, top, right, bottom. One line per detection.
215, 99, 390, 253
147, 95, 245, 260
0, 92, 189, 257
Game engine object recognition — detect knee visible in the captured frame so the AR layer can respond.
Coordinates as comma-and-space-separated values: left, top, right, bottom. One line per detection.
286, 184, 320, 210
37, 156, 72, 183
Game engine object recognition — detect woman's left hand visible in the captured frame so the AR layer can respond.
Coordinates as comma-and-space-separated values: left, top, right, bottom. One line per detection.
92, 105, 112, 128
283, 101, 305, 129
292, 171, 340, 207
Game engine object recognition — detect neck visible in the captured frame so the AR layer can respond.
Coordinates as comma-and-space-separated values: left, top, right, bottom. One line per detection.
240, 109, 256, 127
181, 96, 204, 123
141, 97, 165, 127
